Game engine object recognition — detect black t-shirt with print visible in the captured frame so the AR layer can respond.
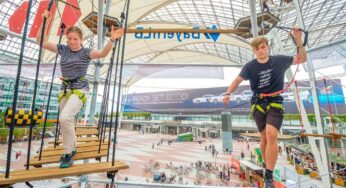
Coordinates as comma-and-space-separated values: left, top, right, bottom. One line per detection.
239, 55, 293, 95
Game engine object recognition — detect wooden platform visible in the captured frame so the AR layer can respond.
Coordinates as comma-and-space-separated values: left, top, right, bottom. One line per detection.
241, 132, 298, 140
48, 137, 100, 145
0, 161, 129, 186
234, 12, 280, 38
35, 145, 109, 158
29, 150, 108, 166
82, 11, 120, 37
44, 141, 108, 151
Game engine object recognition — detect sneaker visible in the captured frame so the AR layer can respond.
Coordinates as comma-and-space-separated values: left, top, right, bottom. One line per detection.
60, 149, 76, 162
60, 154, 73, 168
264, 176, 275, 188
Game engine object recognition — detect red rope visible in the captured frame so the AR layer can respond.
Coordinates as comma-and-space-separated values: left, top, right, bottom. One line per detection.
260, 28, 305, 97
260, 63, 300, 97
318, 73, 346, 89
323, 78, 335, 134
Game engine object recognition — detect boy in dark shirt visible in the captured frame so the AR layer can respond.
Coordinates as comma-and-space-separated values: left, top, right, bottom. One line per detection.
223, 28, 307, 187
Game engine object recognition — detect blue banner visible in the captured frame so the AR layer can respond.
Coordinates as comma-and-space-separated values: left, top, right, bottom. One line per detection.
124, 79, 345, 115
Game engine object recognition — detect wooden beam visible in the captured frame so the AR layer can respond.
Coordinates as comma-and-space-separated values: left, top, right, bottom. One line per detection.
125, 28, 250, 34
0, 161, 128, 186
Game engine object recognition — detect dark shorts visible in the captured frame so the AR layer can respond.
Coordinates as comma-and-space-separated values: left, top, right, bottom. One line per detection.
252, 107, 284, 132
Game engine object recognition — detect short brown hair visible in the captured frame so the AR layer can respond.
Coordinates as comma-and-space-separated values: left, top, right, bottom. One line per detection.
250, 37, 268, 48
66, 26, 83, 39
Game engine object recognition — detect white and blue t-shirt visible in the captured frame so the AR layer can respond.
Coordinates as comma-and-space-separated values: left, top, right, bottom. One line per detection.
57, 44, 92, 90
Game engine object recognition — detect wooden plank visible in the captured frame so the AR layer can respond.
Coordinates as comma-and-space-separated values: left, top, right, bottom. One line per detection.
241, 133, 298, 140
301, 133, 336, 139
29, 150, 108, 166
76, 122, 96, 126
44, 141, 108, 151
329, 133, 346, 138
1, 160, 124, 176
35, 145, 109, 158
76, 129, 99, 136
0, 161, 129, 186
75, 126, 98, 129
301, 133, 346, 139
48, 137, 100, 144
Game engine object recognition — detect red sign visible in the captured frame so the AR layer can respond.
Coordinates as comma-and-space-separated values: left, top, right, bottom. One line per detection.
8, 0, 81, 38
29, 0, 57, 38
8, 1, 29, 34
57, 0, 81, 35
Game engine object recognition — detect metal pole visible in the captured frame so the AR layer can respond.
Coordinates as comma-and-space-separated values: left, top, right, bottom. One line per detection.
248, 0, 258, 38
293, 0, 332, 186
88, 0, 104, 124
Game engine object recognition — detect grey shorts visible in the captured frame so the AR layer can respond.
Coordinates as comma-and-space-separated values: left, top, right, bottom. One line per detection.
252, 107, 284, 132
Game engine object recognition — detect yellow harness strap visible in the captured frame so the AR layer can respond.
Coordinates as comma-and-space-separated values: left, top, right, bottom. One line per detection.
251, 102, 284, 114
58, 89, 87, 104
251, 94, 284, 114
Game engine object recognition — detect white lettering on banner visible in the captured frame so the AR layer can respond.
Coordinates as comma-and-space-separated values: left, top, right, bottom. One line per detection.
131, 92, 189, 104
166, 93, 188, 101
134, 27, 202, 42
151, 94, 165, 102
132, 95, 151, 103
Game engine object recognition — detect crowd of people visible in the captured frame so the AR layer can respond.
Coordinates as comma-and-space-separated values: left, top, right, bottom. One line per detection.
205, 144, 219, 157
142, 146, 244, 186
286, 144, 346, 185
286, 146, 318, 172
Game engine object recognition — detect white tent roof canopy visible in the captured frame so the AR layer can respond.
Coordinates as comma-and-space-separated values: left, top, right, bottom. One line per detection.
0, 0, 346, 85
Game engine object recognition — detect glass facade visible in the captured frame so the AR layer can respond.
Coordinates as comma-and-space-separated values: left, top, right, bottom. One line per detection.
0, 77, 60, 119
